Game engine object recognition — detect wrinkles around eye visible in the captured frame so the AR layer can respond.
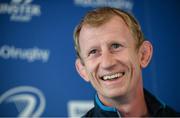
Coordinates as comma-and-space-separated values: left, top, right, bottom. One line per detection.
89, 49, 97, 55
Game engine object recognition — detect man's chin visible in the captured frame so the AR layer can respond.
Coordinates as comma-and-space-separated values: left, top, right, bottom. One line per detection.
103, 91, 127, 99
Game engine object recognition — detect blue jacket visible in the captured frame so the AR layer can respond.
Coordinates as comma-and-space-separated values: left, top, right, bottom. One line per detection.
83, 89, 180, 117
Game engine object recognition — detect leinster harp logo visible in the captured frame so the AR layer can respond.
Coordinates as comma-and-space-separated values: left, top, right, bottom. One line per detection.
0, 86, 46, 117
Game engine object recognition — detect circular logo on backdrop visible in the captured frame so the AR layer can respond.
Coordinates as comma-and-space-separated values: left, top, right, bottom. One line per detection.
0, 86, 46, 117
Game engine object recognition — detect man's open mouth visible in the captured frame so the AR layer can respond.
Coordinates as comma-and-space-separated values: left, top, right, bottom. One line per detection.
100, 72, 125, 81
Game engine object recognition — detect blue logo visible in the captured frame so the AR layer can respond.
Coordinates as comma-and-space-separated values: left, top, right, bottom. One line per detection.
0, 86, 46, 117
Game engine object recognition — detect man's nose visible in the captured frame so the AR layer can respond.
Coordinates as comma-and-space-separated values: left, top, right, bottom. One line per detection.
100, 51, 116, 69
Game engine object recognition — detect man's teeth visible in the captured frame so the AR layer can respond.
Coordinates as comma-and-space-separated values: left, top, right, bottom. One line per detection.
102, 73, 123, 80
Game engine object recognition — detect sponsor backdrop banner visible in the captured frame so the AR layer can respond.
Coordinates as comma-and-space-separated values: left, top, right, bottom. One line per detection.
0, 0, 179, 117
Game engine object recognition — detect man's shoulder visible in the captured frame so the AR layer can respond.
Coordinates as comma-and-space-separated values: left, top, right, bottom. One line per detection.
82, 107, 95, 117
158, 104, 180, 117
144, 89, 180, 116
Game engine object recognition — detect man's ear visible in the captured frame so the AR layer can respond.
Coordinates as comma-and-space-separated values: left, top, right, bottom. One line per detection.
75, 59, 90, 82
138, 41, 153, 68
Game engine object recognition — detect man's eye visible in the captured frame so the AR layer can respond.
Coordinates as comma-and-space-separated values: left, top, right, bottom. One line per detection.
89, 49, 97, 55
112, 43, 121, 49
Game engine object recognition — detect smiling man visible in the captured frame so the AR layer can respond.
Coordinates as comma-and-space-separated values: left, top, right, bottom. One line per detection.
73, 7, 179, 117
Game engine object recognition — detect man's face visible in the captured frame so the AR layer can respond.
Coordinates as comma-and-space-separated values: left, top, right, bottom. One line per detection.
76, 16, 144, 99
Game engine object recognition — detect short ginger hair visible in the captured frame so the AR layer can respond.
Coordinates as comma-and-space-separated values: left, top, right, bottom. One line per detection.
74, 7, 145, 59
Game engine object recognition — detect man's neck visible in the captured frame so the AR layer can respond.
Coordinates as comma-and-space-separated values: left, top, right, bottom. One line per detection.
98, 86, 149, 117
116, 88, 149, 117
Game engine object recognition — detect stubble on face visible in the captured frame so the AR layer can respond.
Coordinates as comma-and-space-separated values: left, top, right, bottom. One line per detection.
78, 16, 143, 105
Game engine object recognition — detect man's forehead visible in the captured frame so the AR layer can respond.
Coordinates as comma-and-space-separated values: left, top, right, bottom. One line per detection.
79, 16, 132, 42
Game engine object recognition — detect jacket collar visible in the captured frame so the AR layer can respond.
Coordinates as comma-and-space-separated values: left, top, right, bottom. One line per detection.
94, 89, 165, 117
94, 94, 120, 117
144, 89, 166, 116
95, 94, 117, 112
